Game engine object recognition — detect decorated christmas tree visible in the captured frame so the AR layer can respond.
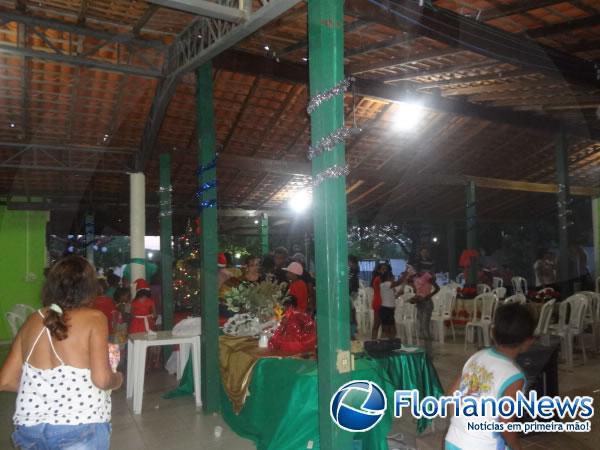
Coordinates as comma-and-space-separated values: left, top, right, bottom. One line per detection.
173, 219, 200, 312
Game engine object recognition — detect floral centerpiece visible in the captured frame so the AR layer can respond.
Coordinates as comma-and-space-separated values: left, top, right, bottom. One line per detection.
528, 288, 560, 303
223, 279, 288, 320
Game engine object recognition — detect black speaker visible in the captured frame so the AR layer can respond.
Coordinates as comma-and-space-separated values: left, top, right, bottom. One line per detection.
364, 338, 403, 357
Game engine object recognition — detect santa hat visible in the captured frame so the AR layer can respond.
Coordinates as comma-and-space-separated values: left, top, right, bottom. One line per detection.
134, 278, 150, 292
217, 253, 227, 268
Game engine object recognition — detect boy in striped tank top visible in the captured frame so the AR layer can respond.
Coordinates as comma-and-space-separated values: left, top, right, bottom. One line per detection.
445, 303, 536, 450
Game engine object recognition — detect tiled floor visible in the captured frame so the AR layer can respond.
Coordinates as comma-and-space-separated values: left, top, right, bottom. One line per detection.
1, 332, 599, 449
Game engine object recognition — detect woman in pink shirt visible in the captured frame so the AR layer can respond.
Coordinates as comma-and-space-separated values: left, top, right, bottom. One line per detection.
409, 271, 439, 357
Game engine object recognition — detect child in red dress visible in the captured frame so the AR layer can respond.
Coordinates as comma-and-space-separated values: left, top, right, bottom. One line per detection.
128, 279, 156, 334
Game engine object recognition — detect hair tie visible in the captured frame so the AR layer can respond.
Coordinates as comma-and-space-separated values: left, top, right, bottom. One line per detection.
49, 304, 63, 315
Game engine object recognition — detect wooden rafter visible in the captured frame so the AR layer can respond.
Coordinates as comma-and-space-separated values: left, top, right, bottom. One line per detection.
77, 0, 89, 26
345, 0, 600, 87
133, 5, 159, 36
479, 0, 574, 22
527, 14, 600, 38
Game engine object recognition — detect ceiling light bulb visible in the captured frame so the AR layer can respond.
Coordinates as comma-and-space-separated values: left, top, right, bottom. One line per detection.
9, 123, 15, 128
393, 101, 425, 132
264, 45, 270, 51
254, 220, 259, 224
289, 190, 312, 213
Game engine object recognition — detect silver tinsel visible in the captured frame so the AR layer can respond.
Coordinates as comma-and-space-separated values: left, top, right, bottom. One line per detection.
159, 186, 173, 193
308, 127, 361, 160
313, 164, 349, 187
307, 77, 354, 115
159, 210, 172, 217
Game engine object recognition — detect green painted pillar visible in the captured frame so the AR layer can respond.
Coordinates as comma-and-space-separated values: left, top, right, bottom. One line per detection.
466, 181, 478, 285
159, 154, 174, 342
196, 63, 220, 413
260, 213, 269, 256
308, 1, 352, 449
555, 127, 571, 296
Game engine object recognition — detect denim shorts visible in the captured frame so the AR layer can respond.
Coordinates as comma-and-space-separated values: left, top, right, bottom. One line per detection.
12, 422, 111, 450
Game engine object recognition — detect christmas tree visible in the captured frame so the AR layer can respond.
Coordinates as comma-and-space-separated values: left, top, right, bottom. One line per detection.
173, 219, 200, 312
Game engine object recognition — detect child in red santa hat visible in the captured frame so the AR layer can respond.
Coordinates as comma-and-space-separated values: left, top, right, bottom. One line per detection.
129, 278, 156, 334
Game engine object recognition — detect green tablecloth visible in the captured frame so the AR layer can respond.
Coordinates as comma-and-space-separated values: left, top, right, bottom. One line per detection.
167, 349, 443, 450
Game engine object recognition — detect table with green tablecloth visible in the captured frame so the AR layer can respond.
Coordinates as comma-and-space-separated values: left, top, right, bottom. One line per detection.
167, 345, 443, 450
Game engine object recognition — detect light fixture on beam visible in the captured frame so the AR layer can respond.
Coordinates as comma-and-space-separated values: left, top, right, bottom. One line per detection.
392, 101, 425, 132
288, 189, 312, 214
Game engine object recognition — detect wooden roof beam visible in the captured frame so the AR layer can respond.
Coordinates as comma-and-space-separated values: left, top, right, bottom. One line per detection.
215, 50, 551, 131
345, 0, 600, 88
478, 0, 572, 21
527, 14, 600, 38
347, 47, 460, 75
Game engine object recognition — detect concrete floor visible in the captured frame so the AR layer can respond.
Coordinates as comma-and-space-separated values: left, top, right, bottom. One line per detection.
1, 331, 599, 449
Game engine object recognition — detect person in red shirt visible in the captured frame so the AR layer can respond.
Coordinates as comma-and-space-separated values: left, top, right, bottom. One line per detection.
284, 262, 309, 313
129, 278, 156, 334
92, 278, 118, 334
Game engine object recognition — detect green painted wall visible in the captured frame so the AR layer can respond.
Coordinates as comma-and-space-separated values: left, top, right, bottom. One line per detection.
0, 207, 48, 341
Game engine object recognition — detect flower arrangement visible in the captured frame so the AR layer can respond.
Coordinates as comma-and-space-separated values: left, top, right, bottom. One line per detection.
529, 288, 560, 303
223, 279, 288, 318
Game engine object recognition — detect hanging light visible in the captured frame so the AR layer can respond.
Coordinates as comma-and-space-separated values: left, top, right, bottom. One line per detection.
432, 236, 438, 243
392, 101, 425, 132
288, 189, 312, 213
254, 219, 259, 224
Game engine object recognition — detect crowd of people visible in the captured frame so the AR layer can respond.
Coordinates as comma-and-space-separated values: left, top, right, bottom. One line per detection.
218, 247, 316, 317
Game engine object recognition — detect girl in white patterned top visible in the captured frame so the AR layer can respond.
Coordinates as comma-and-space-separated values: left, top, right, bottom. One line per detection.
0, 256, 123, 450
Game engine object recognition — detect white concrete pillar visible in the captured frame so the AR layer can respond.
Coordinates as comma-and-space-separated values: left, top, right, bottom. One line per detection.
130, 172, 146, 291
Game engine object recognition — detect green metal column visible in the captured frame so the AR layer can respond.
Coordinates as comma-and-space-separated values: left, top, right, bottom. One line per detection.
260, 213, 269, 256
308, 1, 352, 449
159, 153, 174, 340
466, 181, 478, 285
196, 63, 220, 413
555, 126, 570, 296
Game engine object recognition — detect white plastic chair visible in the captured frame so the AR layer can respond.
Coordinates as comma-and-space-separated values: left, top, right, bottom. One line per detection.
577, 291, 600, 351
477, 283, 491, 294
492, 277, 504, 289
395, 294, 416, 345
492, 287, 507, 300
5, 312, 25, 338
444, 282, 460, 292
465, 293, 497, 347
534, 299, 556, 345
431, 289, 456, 344
504, 293, 526, 305
12, 304, 36, 319
512, 276, 528, 295
549, 294, 589, 367
354, 287, 373, 337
